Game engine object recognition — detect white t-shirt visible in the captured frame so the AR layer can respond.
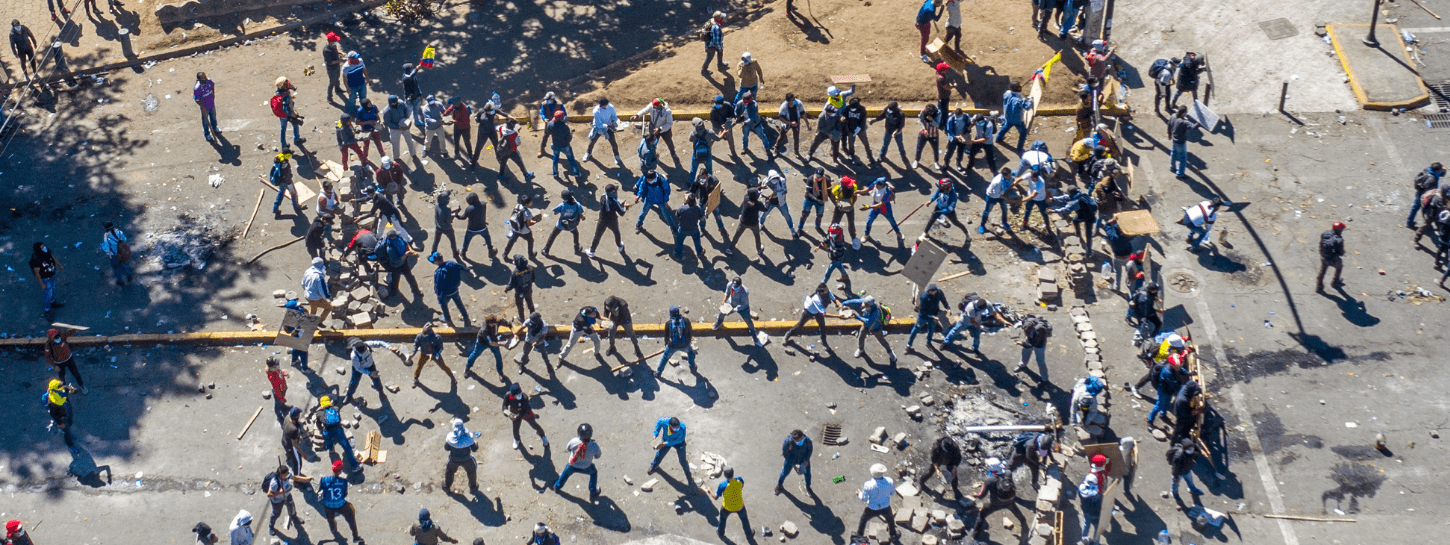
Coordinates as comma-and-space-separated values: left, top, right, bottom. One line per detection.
1028, 176, 1047, 201
945, 1, 962, 27
803, 292, 837, 315
986, 174, 1011, 199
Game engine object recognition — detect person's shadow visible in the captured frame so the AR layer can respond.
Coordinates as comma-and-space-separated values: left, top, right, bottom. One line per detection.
68, 445, 112, 487
1320, 287, 1380, 327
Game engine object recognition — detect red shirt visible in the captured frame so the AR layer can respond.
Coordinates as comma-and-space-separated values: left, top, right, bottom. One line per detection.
267, 369, 288, 403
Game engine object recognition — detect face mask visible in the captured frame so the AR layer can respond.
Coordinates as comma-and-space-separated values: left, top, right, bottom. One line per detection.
40, 245, 47, 253
795, 438, 805, 446
54, 338, 63, 344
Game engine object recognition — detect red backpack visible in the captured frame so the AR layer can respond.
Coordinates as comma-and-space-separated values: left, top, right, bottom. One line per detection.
270, 94, 288, 118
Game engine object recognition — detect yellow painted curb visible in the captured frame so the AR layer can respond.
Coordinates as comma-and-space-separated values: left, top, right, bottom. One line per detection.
550, 105, 1117, 125
1326, 23, 1431, 111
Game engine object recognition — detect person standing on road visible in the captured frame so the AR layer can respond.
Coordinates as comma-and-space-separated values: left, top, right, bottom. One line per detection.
443, 418, 481, 493
458, 193, 497, 261
712, 276, 764, 345
410, 323, 457, 387
317, 397, 360, 471
855, 463, 899, 540
318, 461, 361, 543
1180, 196, 1221, 252
701, 11, 727, 74
918, 436, 964, 502
808, 101, 844, 164
1017, 314, 1052, 379
1171, 51, 1206, 108
543, 189, 585, 256
420, 95, 447, 156
710, 94, 739, 157
634, 98, 680, 165
966, 112, 1000, 172
301, 256, 333, 323
336, 114, 370, 169
828, 176, 859, 242
443, 97, 474, 165
583, 97, 622, 167
913, 0, 941, 64
761, 169, 795, 237
923, 178, 972, 243
272, 78, 306, 147
633, 170, 675, 234
354, 98, 385, 160
466, 316, 506, 379
798, 169, 830, 235
1316, 221, 1346, 293
1019, 165, 1052, 233
819, 223, 852, 285
906, 284, 948, 352
322, 32, 344, 100
1407, 162, 1445, 229
1152, 57, 1178, 115
432, 190, 460, 260
497, 118, 535, 182
687, 117, 720, 177
100, 221, 134, 286
942, 107, 970, 169
1101, 216, 1136, 292
265, 357, 291, 419
516, 311, 550, 370
842, 295, 898, 364
401, 63, 424, 129
270, 147, 306, 217
673, 194, 708, 262
1051, 186, 1099, 252
842, 97, 874, 164
776, 429, 814, 495
504, 254, 536, 321
503, 383, 549, 450
942, 293, 1008, 353
648, 416, 694, 485
408, 509, 457, 545
995, 81, 1032, 151
1078, 455, 1109, 545
44, 327, 85, 392
558, 306, 602, 365
194, 72, 219, 142
342, 51, 368, 113
341, 338, 398, 406
503, 195, 540, 259
1128, 283, 1162, 346
553, 423, 602, 499
262, 465, 305, 536
1166, 437, 1205, 501
546, 111, 582, 179
587, 184, 626, 259
29, 242, 63, 320
1168, 106, 1198, 179
735, 52, 764, 102
9, 20, 38, 79
725, 188, 766, 259
471, 100, 502, 166
871, 101, 908, 165
536, 91, 567, 157
381, 229, 422, 298
783, 283, 839, 348
969, 461, 1029, 540
430, 252, 469, 325
228, 510, 255, 545
655, 306, 696, 377
712, 466, 754, 539
779, 93, 808, 157
978, 167, 1014, 234
45, 379, 78, 450
601, 295, 642, 357
735, 92, 774, 157
383, 95, 419, 161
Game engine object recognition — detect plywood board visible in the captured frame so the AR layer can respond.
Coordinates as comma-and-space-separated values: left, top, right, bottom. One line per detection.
1024, 76, 1045, 130
902, 239, 949, 288
1190, 99, 1219, 133
1081, 442, 1131, 477
830, 74, 872, 84
273, 308, 321, 350
705, 182, 724, 216
1114, 210, 1159, 236
293, 181, 317, 203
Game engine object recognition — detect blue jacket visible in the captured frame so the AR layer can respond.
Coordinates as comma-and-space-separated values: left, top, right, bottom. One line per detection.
1003, 91, 1029, 123
943, 113, 969, 139
782, 435, 814, 464
539, 100, 567, 121
843, 298, 888, 331
735, 100, 763, 126
636, 175, 671, 205
433, 261, 464, 297
654, 417, 687, 446
915, 0, 939, 25
932, 188, 958, 214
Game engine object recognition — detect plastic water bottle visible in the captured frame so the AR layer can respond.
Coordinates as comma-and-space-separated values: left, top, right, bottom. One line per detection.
1157, 530, 1172, 544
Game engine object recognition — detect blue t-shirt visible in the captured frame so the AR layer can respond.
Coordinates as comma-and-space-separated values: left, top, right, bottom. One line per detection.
344, 60, 367, 89
319, 475, 349, 509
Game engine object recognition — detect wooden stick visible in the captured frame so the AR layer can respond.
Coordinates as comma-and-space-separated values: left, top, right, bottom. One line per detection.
1264, 514, 1356, 523
242, 188, 264, 239
938, 270, 972, 282
258, 176, 279, 192
237, 405, 265, 440
611, 348, 666, 372
248, 236, 304, 264
1411, 0, 1441, 19
899, 201, 930, 223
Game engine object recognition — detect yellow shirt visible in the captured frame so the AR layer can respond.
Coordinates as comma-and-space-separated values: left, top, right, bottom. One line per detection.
720, 477, 745, 511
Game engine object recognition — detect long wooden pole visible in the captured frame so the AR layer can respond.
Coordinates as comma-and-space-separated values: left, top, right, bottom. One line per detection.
242, 188, 264, 239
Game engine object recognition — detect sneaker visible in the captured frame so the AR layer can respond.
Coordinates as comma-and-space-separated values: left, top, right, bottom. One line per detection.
889, 352, 898, 364
614, 156, 623, 167
977, 225, 986, 234
647, 465, 657, 475
512, 439, 520, 449
712, 322, 722, 331
80, 386, 89, 394
541, 436, 550, 447
911, 160, 919, 169
1015, 362, 1028, 373
582, 153, 592, 162
921, 54, 932, 64
854, 349, 863, 358
585, 249, 595, 258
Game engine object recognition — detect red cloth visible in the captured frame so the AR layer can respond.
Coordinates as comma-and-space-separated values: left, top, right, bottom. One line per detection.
267, 369, 287, 403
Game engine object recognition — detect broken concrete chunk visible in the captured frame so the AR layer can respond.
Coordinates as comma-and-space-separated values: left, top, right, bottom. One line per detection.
893, 432, 908, 446
894, 508, 914, 526
896, 482, 918, 497
910, 509, 929, 532
780, 521, 798, 537
871, 427, 888, 444
922, 536, 938, 545
273, 289, 288, 298
920, 395, 934, 406
262, 391, 272, 400
641, 478, 658, 492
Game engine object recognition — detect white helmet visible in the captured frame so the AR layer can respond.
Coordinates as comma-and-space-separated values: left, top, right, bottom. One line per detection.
826, 85, 840, 97
741, 52, 752, 61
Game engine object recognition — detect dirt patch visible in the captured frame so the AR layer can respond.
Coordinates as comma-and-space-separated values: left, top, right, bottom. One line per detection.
570, 0, 1090, 111
1251, 411, 1323, 455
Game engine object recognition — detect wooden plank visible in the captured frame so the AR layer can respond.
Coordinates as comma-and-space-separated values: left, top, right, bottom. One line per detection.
1114, 209, 1159, 236
830, 74, 872, 84
294, 180, 317, 203
49, 322, 91, 331
1264, 515, 1356, 523
1024, 76, 1045, 130
611, 348, 667, 372
237, 405, 265, 440
242, 188, 264, 239
937, 270, 972, 282
248, 236, 305, 264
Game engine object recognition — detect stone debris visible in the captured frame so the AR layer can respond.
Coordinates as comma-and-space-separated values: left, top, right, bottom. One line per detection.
780, 521, 798, 537
641, 478, 658, 492
896, 482, 918, 497
870, 427, 888, 444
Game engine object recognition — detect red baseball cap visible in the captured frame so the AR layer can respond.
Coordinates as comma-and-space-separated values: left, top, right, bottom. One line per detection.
332, 460, 345, 472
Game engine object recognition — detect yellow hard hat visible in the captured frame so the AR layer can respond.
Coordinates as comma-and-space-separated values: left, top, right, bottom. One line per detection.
319, 395, 332, 408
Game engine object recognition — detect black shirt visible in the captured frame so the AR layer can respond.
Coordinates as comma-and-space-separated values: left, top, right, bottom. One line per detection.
879, 108, 906, 132
572, 307, 598, 332
710, 102, 735, 130
843, 104, 868, 132
462, 202, 488, 231
548, 120, 572, 147
29, 252, 57, 279
506, 266, 535, 293
603, 296, 631, 324
446, 441, 477, 463
402, 73, 422, 100
597, 193, 625, 226
435, 201, 454, 230
982, 474, 1016, 503
675, 204, 704, 233
917, 290, 948, 317
739, 199, 765, 226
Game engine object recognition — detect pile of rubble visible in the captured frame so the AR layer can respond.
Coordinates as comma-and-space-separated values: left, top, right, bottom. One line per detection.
147, 213, 234, 271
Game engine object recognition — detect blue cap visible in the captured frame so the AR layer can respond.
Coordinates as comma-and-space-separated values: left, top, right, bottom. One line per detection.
428, 251, 442, 263
714, 95, 725, 104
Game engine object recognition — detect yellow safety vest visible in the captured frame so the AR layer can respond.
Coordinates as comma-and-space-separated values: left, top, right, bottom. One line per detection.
722, 478, 745, 512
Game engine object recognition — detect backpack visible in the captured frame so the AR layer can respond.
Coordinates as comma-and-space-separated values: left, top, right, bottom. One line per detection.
109, 232, 132, 263
1023, 316, 1051, 347
507, 206, 526, 231
270, 94, 288, 119
666, 317, 688, 347
958, 293, 980, 312
1414, 170, 1439, 191
324, 407, 341, 427
1319, 231, 1341, 258
559, 204, 581, 230
1149, 59, 1171, 79
994, 473, 1016, 499
878, 305, 892, 325
385, 237, 408, 268
1011, 431, 1036, 452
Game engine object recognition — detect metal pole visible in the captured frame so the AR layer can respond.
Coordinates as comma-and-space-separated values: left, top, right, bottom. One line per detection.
1364, 0, 1383, 47
1278, 80, 1289, 112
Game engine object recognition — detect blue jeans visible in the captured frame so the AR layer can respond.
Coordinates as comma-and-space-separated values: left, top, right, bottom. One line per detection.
324, 426, 359, 470
735, 86, 758, 103
880, 128, 906, 159
1171, 471, 1203, 495
907, 315, 940, 347
291, 347, 309, 366
823, 260, 848, 283
273, 183, 301, 212
467, 343, 503, 375
650, 442, 690, 475
346, 85, 367, 113
1187, 224, 1209, 250
552, 145, 581, 176
801, 197, 825, 229
778, 459, 812, 487
742, 121, 771, 150
1148, 385, 1173, 423
656, 346, 696, 374
995, 119, 1028, 150
41, 277, 56, 311
408, 97, 424, 128
438, 291, 469, 323
1409, 188, 1428, 226
865, 205, 899, 236
1080, 496, 1102, 542
981, 197, 1010, 229
345, 368, 381, 400
1022, 200, 1049, 225
1059, 5, 1080, 36
200, 107, 218, 139
279, 117, 301, 146
1170, 141, 1188, 176
554, 464, 599, 493
942, 319, 982, 350
713, 305, 758, 335
674, 231, 704, 258
691, 151, 713, 176
636, 202, 677, 230
762, 203, 795, 233
109, 255, 133, 283
462, 228, 494, 254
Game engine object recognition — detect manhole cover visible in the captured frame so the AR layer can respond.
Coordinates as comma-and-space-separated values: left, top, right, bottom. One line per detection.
1425, 113, 1450, 129
1428, 82, 1450, 110
1258, 18, 1298, 40
822, 424, 843, 446
1168, 271, 1199, 293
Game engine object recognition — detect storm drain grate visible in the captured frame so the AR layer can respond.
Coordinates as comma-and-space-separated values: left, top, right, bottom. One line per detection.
1429, 82, 1450, 111
1425, 113, 1450, 129
822, 424, 844, 446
